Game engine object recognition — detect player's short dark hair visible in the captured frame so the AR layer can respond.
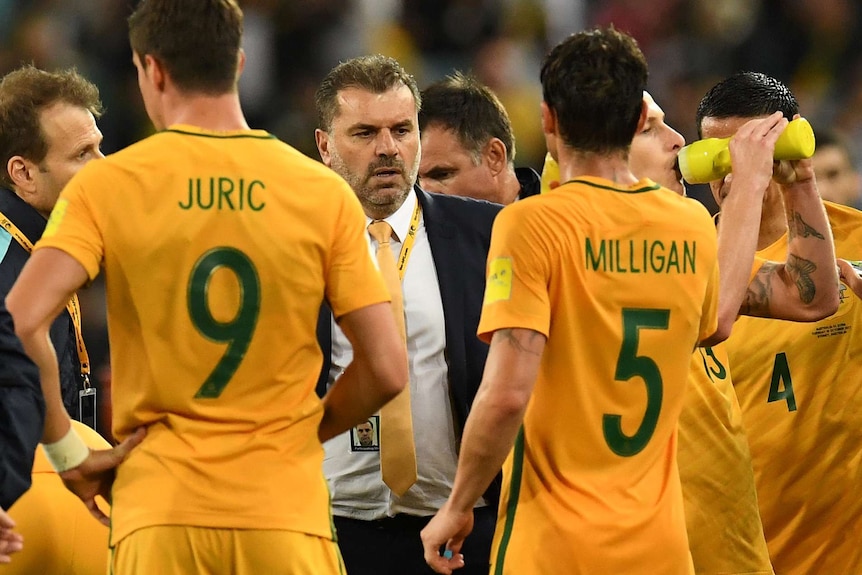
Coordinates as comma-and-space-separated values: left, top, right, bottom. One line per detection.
419, 71, 516, 164
540, 26, 647, 154
696, 72, 799, 138
315, 54, 421, 132
0, 65, 103, 188
128, 0, 243, 95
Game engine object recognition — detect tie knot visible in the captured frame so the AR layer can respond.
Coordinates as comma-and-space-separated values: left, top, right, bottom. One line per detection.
368, 220, 395, 245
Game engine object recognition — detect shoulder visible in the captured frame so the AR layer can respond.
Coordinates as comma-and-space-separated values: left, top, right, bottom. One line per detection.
824, 201, 862, 247
417, 187, 502, 221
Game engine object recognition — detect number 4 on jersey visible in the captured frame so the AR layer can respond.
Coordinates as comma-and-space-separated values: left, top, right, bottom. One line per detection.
767, 352, 797, 412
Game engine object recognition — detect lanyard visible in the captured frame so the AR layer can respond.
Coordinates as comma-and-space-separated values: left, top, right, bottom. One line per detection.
395, 199, 421, 281
0, 209, 91, 386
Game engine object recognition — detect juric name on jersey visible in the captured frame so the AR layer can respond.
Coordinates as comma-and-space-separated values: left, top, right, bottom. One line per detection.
180, 177, 266, 211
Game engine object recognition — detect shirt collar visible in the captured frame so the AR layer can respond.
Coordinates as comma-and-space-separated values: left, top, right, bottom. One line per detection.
366, 187, 417, 243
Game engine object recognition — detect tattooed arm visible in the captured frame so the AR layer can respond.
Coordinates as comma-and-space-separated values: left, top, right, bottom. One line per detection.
742, 130, 839, 321
703, 112, 786, 346
421, 327, 545, 573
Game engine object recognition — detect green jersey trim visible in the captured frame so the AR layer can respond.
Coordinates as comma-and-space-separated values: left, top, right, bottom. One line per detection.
565, 178, 661, 194
164, 128, 276, 141
494, 426, 526, 575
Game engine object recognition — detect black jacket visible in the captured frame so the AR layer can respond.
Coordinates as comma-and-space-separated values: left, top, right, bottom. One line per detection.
0, 187, 82, 419
0, 301, 45, 509
316, 186, 503, 505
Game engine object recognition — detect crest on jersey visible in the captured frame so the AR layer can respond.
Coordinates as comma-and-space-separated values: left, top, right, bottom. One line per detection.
485, 257, 513, 303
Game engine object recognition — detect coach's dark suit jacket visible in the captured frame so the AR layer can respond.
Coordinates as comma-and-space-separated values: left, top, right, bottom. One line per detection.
316, 185, 503, 505
0, 301, 45, 510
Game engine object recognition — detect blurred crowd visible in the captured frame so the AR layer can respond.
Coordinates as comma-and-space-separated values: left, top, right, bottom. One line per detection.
3, 0, 862, 441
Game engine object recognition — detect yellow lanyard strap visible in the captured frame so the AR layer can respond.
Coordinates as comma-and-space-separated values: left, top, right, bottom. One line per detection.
395, 199, 421, 281
0, 209, 91, 384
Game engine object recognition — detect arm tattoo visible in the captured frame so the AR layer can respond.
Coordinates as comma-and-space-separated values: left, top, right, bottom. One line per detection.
743, 256, 819, 317
789, 212, 826, 241
741, 262, 777, 317
498, 328, 543, 357
786, 253, 817, 304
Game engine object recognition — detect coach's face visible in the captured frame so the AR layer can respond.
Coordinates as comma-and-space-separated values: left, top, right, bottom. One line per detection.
316, 85, 420, 220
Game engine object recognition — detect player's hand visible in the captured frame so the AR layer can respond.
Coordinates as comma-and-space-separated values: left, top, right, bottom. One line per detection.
59, 427, 146, 526
421, 503, 474, 574
727, 111, 788, 196
838, 259, 862, 298
0, 507, 23, 563
774, 114, 815, 187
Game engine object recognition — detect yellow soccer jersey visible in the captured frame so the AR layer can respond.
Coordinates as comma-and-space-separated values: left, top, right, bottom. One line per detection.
479, 176, 719, 575
6, 421, 110, 575
726, 201, 862, 575
36, 125, 389, 546
679, 344, 773, 575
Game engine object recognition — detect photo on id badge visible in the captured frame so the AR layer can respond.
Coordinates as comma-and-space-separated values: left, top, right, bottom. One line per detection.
351, 415, 380, 452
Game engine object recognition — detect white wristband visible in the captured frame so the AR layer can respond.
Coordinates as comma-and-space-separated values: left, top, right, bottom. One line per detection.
41, 426, 90, 472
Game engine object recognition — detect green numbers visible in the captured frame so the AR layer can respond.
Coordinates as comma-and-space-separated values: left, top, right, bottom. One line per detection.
698, 347, 727, 383
187, 247, 260, 398
767, 352, 797, 411
604, 308, 670, 457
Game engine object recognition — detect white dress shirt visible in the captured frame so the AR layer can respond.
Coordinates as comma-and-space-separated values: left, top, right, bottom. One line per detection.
323, 189, 467, 519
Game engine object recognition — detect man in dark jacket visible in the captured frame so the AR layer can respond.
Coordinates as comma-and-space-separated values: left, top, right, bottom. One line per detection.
314, 54, 501, 575
417, 71, 540, 204
0, 300, 44, 512
0, 65, 104, 423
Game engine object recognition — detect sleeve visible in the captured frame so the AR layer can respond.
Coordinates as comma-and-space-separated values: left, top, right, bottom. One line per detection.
33, 164, 105, 280
0, 305, 45, 509
477, 205, 551, 343
324, 181, 389, 319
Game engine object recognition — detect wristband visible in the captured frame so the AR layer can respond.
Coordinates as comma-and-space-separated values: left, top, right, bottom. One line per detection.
41, 426, 90, 472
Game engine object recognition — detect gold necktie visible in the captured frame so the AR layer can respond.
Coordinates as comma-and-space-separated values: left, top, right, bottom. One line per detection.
367, 220, 417, 496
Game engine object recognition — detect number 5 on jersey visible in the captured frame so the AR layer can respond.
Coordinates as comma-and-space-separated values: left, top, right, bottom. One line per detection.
604, 308, 670, 457
188, 247, 261, 398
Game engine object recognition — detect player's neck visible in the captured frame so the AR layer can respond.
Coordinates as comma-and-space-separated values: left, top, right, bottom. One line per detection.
163, 91, 250, 132
557, 148, 637, 188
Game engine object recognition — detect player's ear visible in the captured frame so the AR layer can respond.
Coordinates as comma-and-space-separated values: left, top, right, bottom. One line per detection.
7, 156, 38, 195
315, 129, 332, 166
540, 102, 557, 138
484, 138, 508, 177
237, 48, 246, 78
145, 54, 168, 92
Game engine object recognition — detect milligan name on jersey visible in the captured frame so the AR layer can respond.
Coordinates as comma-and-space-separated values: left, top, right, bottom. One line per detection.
180, 177, 266, 211
585, 238, 697, 274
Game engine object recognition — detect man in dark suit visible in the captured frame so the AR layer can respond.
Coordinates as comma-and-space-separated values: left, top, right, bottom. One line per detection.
0, 65, 104, 424
417, 71, 541, 205
1, 300, 44, 516
314, 54, 501, 575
